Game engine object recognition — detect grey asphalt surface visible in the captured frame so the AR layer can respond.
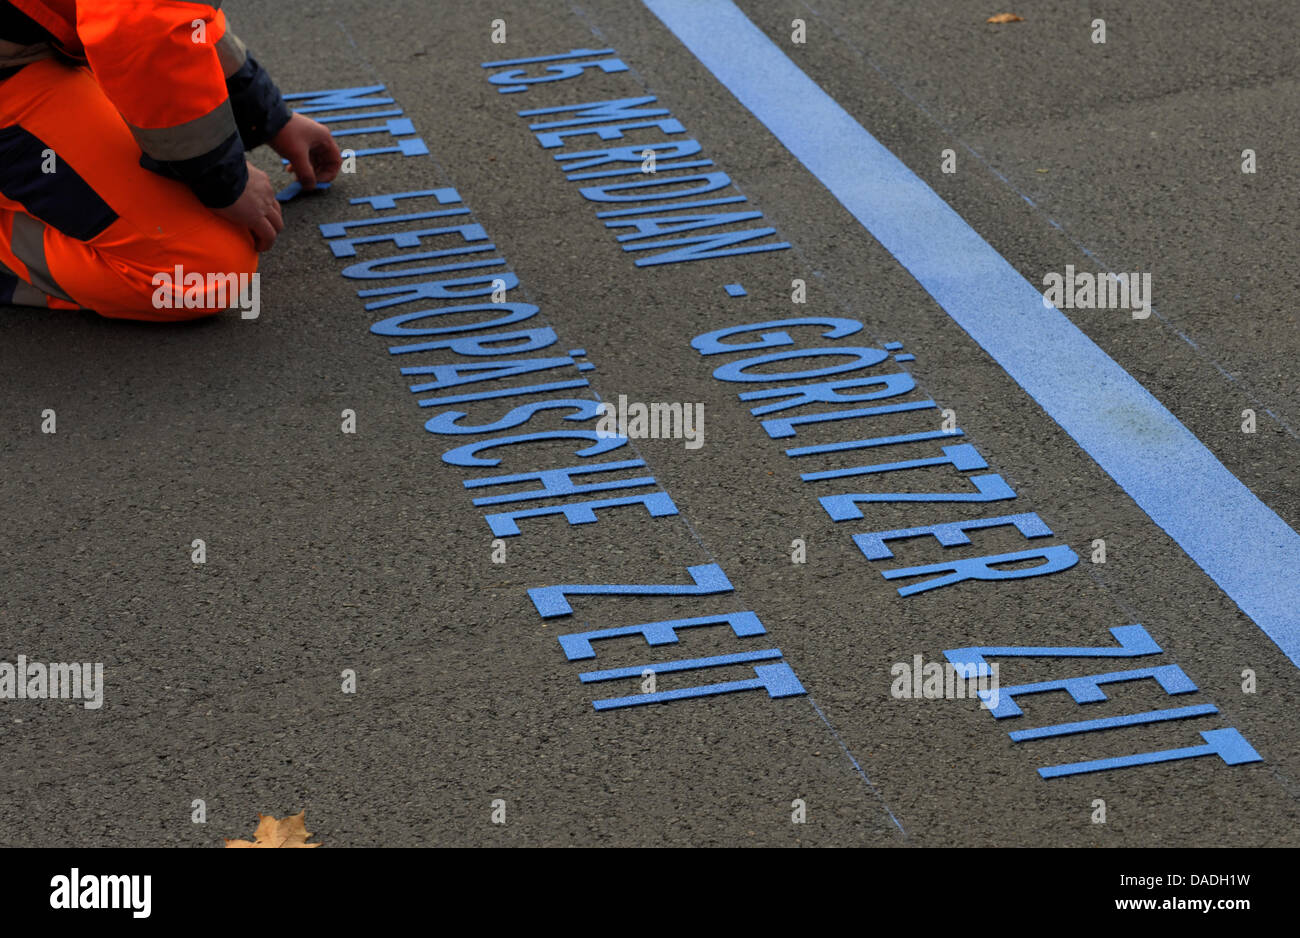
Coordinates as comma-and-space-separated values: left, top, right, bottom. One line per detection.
1, 0, 1297, 847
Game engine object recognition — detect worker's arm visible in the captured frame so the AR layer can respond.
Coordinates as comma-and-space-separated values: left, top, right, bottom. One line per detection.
212, 30, 292, 154
212, 30, 343, 191
76, 1, 328, 249
77, 1, 255, 208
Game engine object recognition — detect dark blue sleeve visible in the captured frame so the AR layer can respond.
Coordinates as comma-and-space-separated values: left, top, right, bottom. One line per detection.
139, 131, 249, 209
135, 46, 289, 209
226, 51, 292, 150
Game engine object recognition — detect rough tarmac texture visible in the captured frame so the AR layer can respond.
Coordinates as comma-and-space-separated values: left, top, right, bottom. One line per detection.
0, 1, 1296, 846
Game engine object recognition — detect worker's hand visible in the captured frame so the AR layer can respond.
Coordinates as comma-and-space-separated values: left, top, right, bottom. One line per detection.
270, 113, 343, 190
212, 162, 283, 252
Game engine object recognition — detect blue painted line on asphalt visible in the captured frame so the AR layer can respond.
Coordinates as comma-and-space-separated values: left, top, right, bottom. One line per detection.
799, 0, 1298, 445
643, 0, 1300, 667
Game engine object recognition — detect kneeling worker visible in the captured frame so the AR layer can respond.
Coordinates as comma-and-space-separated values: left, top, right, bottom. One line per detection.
0, 0, 341, 321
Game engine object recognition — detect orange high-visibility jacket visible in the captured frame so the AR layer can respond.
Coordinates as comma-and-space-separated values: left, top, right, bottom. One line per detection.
1, 0, 290, 207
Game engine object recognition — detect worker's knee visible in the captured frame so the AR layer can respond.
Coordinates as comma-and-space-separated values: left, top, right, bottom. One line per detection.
47, 209, 260, 322
146, 265, 261, 320
134, 223, 260, 321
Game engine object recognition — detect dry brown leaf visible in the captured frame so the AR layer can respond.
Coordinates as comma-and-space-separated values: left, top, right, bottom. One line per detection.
224, 811, 321, 848
987, 13, 1024, 23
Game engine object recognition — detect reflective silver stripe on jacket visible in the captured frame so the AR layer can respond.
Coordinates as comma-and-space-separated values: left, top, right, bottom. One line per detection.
0, 257, 52, 306
215, 30, 247, 77
127, 98, 237, 161
10, 214, 73, 301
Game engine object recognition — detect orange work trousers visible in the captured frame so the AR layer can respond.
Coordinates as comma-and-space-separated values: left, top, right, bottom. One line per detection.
0, 59, 257, 321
